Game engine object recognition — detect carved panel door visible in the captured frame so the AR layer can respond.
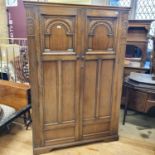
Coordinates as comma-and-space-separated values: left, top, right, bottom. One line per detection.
80, 10, 119, 140
39, 8, 82, 145
25, 2, 129, 153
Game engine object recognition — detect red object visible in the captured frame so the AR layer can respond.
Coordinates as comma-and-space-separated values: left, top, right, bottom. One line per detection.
7, 0, 27, 39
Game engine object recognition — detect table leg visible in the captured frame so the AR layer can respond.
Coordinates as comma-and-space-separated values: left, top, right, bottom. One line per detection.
123, 86, 129, 125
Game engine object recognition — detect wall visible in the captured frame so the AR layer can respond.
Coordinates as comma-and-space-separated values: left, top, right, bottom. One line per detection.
0, 0, 8, 38
0, 0, 108, 40
7, 0, 27, 38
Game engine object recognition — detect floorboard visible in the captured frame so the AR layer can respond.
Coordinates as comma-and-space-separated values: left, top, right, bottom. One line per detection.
0, 124, 155, 155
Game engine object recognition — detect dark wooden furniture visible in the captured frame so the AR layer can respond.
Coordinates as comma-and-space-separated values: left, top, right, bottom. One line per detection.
151, 35, 155, 79
0, 80, 31, 129
24, 1, 129, 155
124, 66, 150, 77
124, 20, 152, 77
123, 73, 155, 125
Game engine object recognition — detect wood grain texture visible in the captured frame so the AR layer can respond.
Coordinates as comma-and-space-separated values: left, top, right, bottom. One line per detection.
0, 126, 155, 155
24, 1, 130, 155
0, 80, 30, 110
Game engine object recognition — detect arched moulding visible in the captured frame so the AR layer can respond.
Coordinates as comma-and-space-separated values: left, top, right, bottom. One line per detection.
44, 19, 74, 52
87, 20, 114, 52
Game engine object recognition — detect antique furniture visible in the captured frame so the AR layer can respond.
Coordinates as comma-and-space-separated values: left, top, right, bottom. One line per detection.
122, 20, 152, 106
151, 35, 155, 79
0, 41, 31, 130
124, 20, 152, 77
123, 72, 155, 124
24, 1, 129, 155
0, 80, 31, 130
124, 66, 150, 77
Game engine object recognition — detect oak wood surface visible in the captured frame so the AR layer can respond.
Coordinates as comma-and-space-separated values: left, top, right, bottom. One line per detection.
24, 1, 129, 155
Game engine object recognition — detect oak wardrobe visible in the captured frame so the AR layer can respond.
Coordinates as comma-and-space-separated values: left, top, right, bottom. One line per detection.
24, 1, 129, 155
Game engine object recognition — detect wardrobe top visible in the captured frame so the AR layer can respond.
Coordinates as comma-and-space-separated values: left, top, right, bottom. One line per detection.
23, 1, 130, 11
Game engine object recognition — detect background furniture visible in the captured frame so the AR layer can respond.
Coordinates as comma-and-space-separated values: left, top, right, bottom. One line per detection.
24, 2, 129, 155
0, 80, 31, 130
124, 20, 152, 77
122, 20, 153, 106
123, 73, 155, 124
124, 66, 150, 78
151, 35, 155, 79
0, 39, 31, 130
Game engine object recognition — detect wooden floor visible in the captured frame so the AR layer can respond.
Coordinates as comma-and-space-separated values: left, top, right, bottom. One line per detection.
119, 109, 155, 144
0, 124, 155, 155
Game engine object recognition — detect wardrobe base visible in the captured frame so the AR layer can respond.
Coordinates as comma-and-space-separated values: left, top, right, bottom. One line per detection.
33, 134, 119, 155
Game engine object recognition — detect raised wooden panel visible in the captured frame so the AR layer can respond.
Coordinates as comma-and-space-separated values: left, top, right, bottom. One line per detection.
44, 127, 75, 141
86, 9, 119, 17
62, 61, 76, 122
43, 62, 58, 124
43, 16, 75, 52
50, 26, 69, 50
87, 19, 116, 52
99, 60, 114, 117
83, 60, 97, 120
43, 60, 77, 125
82, 59, 114, 137
92, 25, 113, 50
83, 59, 114, 121
83, 122, 110, 135
40, 6, 77, 16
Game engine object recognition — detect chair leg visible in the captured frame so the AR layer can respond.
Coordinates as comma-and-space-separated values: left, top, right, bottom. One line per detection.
6, 124, 11, 132
26, 109, 32, 130
23, 113, 27, 126
123, 87, 129, 125
23, 109, 32, 130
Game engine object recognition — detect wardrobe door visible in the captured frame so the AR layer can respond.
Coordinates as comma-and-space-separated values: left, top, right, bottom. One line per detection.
39, 6, 81, 146
80, 9, 119, 140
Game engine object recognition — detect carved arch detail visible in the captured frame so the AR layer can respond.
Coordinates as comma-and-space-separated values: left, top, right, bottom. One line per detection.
45, 19, 73, 36
87, 20, 114, 51
89, 21, 113, 36
44, 18, 74, 51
